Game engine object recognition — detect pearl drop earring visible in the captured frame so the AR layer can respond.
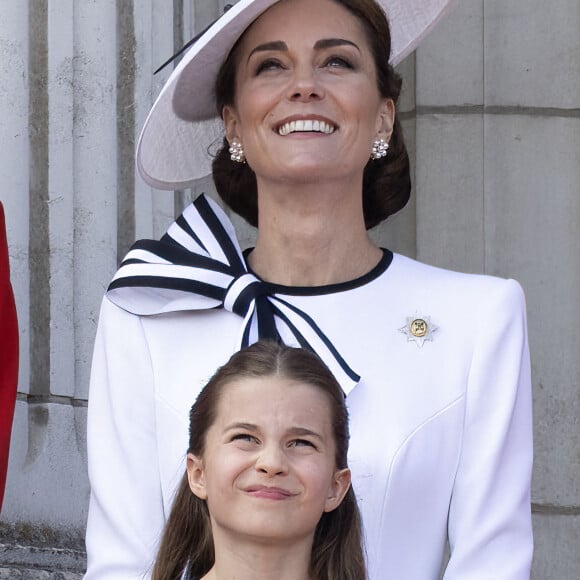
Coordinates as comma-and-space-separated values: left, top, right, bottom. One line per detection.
371, 137, 389, 160
229, 140, 245, 163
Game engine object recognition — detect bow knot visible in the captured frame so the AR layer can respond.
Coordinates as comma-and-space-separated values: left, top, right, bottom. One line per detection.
224, 273, 265, 317
106, 194, 360, 395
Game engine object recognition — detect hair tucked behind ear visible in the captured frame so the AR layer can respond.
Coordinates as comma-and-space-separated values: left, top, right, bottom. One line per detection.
152, 341, 366, 579
151, 474, 213, 580
311, 487, 366, 579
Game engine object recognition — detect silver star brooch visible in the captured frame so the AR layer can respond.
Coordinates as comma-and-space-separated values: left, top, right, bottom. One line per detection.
399, 315, 438, 348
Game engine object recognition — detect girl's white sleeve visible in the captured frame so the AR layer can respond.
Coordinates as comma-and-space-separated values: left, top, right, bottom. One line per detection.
444, 279, 534, 578
84, 297, 164, 579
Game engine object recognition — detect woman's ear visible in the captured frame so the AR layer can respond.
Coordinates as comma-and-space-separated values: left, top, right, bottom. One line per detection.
376, 98, 395, 142
186, 452, 208, 500
324, 468, 351, 513
222, 105, 241, 144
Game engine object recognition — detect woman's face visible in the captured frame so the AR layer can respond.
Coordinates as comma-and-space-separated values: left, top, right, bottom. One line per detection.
223, 0, 394, 186
186, 375, 350, 545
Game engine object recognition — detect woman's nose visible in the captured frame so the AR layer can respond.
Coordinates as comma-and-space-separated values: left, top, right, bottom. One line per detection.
287, 66, 324, 102
255, 444, 288, 476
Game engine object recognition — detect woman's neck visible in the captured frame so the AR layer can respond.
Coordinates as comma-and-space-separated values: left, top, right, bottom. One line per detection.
249, 180, 382, 286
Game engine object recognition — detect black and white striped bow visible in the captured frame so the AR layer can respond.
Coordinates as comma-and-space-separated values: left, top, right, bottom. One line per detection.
107, 194, 360, 395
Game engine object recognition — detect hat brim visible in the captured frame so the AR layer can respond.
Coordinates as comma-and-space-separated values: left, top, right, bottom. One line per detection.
137, 0, 456, 190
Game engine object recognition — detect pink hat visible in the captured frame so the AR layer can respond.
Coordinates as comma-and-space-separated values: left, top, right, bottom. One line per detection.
137, 0, 456, 190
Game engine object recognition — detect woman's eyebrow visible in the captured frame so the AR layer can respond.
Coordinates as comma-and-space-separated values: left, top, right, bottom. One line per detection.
248, 38, 360, 60
314, 38, 360, 52
249, 41, 288, 59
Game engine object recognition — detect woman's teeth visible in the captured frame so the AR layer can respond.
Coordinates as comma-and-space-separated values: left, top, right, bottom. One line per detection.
277, 120, 335, 136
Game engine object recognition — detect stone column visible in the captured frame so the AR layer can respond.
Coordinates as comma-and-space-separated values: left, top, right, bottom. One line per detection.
0, 0, 180, 575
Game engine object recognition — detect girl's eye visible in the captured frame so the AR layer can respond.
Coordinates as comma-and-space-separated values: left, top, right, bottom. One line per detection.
289, 439, 316, 449
255, 58, 285, 75
231, 433, 259, 444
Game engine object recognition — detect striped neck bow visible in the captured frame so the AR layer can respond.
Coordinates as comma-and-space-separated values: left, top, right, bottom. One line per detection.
107, 194, 360, 395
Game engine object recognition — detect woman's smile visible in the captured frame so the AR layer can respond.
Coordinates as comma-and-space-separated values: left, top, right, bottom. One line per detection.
276, 116, 337, 137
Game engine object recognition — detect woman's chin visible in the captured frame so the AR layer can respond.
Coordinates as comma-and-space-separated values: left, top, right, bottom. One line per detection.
258, 159, 355, 185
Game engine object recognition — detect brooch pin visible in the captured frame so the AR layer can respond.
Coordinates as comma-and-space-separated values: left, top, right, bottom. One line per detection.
399, 315, 438, 348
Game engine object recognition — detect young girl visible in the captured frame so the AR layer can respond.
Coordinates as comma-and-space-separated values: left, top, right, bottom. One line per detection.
152, 341, 366, 580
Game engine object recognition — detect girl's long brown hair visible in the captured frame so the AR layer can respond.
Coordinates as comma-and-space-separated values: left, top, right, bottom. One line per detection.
152, 341, 366, 580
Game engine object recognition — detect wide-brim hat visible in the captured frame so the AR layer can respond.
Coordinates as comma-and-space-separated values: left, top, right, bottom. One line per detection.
137, 0, 456, 190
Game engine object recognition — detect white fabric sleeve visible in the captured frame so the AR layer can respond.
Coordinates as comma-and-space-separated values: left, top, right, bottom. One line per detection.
444, 279, 533, 578
84, 297, 164, 579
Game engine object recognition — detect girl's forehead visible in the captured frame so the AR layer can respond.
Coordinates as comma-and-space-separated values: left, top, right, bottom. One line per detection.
214, 376, 333, 427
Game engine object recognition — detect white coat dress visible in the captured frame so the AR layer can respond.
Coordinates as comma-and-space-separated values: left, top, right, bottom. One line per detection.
85, 197, 533, 579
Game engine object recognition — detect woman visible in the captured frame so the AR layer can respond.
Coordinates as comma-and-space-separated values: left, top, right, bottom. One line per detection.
86, 0, 533, 578
152, 341, 364, 580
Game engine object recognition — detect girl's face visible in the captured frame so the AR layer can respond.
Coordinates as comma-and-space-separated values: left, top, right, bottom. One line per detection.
222, 0, 394, 188
186, 375, 350, 545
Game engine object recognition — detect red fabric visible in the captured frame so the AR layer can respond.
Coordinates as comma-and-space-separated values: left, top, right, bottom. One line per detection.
0, 202, 18, 511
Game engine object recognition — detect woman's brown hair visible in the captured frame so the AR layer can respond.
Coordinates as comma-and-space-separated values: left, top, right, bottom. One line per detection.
152, 341, 366, 580
212, 0, 411, 230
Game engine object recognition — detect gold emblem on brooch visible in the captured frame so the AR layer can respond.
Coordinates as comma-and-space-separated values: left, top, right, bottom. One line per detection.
399, 315, 438, 347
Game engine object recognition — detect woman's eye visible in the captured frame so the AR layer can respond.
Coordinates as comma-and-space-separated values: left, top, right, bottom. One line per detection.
255, 59, 285, 75
325, 56, 354, 69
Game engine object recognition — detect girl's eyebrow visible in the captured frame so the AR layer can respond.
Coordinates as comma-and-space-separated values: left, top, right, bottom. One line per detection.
223, 423, 324, 441
224, 422, 258, 432
287, 427, 324, 442
248, 38, 360, 60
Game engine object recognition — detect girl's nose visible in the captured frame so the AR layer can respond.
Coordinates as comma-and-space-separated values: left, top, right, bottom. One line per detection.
255, 443, 288, 476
